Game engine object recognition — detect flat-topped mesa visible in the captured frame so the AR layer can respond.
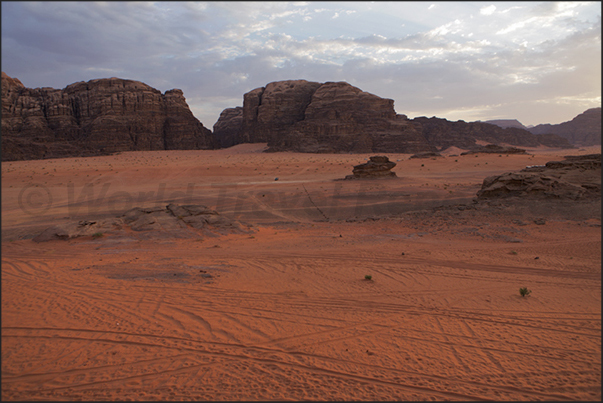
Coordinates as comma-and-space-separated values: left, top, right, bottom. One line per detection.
1, 73, 216, 161
345, 155, 397, 179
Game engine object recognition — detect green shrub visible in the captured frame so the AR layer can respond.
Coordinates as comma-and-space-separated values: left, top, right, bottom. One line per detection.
519, 287, 531, 297
92, 232, 104, 239
364, 275, 372, 281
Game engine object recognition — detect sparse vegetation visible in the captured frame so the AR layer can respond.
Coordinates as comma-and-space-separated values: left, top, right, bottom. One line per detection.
519, 287, 531, 297
92, 232, 104, 239
364, 275, 373, 281
510, 250, 518, 255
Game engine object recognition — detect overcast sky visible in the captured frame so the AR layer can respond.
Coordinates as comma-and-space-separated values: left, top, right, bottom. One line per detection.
2, 1, 601, 128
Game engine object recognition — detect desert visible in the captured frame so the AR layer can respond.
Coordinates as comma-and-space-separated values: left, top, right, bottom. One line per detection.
1, 143, 601, 401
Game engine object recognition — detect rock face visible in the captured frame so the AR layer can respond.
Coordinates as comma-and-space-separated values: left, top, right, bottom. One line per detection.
214, 79, 573, 153
477, 154, 601, 200
2, 73, 216, 161
213, 107, 243, 148
345, 156, 397, 179
214, 80, 434, 154
412, 117, 573, 151
528, 108, 601, 146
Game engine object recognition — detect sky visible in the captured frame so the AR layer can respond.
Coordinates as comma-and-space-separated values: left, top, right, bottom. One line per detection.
1, 1, 601, 128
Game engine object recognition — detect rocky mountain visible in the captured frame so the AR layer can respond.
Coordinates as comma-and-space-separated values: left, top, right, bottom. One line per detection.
215, 80, 435, 154
214, 80, 573, 153
483, 119, 528, 130
527, 108, 601, 146
1, 72, 216, 161
414, 117, 573, 150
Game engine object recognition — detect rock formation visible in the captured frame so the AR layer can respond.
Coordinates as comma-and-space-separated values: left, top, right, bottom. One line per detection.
460, 144, 527, 155
1, 72, 216, 161
345, 156, 397, 179
32, 203, 252, 242
213, 107, 243, 148
528, 108, 601, 146
409, 151, 443, 159
412, 117, 573, 151
477, 154, 601, 200
214, 80, 435, 154
214, 79, 573, 153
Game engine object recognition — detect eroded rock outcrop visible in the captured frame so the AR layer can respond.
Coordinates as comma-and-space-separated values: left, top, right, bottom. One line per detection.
345, 156, 397, 179
409, 152, 443, 159
461, 144, 527, 155
32, 203, 252, 242
2, 73, 216, 161
477, 154, 601, 200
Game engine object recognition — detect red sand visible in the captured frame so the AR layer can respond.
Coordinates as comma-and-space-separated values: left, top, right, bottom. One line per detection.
2, 144, 601, 400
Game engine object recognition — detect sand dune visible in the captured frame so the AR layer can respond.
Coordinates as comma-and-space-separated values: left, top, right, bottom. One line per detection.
2, 145, 600, 400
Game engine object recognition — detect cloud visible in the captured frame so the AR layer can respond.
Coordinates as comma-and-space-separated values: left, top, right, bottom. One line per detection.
1, 1, 600, 127
480, 5, 496, 15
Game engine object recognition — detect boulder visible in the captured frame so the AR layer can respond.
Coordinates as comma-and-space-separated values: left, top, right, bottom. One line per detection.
345, 156, 397, 179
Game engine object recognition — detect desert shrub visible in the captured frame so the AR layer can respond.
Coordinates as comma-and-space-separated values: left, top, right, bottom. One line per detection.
92, 232, 104, 239
364, 275, 372, 281
519, 287, 531, 297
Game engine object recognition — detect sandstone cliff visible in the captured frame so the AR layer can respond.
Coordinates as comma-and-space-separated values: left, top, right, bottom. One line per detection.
215, 80, 434, 153
214, 80, 572, 153
528, 108, 601, 146
1, 72, 215, 161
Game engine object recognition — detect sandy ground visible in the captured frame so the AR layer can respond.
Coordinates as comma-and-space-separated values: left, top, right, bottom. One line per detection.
1, 144, 601, 401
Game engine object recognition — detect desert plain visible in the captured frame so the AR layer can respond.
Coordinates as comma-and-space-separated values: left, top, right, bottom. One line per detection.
1, 143, 601, 401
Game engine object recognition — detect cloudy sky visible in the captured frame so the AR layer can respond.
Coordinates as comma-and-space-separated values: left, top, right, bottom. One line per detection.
2, 1, 601, 128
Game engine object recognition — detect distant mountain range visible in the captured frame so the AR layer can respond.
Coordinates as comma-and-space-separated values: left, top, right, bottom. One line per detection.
485, 108, 601, 146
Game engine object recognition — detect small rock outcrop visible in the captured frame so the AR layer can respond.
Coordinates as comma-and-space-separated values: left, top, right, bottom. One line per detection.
345, 156, 397, 179
409, 152, 443, 159
477, 154, 601, 200
528, 108, 601, 146
2, 73, 216, 161
32, 203, 252, 242
461, 144, 527, 155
